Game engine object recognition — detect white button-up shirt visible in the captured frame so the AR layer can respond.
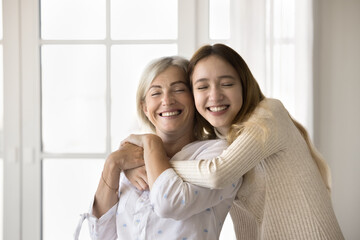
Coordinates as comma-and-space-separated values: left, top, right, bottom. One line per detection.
75, 139, 242, 240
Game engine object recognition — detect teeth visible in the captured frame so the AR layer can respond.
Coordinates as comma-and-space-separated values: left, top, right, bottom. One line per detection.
209, 106, 227, 112
161, 111, 181, 117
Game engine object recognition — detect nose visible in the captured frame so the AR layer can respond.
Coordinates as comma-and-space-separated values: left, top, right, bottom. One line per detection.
162, 92, 175, 106
209, 86, 223, 102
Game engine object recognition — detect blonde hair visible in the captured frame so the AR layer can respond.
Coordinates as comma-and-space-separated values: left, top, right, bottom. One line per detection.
291, 116, 332, 192
136, 56, 190, 132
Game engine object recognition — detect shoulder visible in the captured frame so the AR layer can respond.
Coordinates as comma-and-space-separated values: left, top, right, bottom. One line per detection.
238, 98, 290, 141
256, 98, 284, 113
249, 98, 287, 121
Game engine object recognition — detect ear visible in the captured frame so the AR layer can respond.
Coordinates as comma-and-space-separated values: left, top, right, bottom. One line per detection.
141, 101, 149, 118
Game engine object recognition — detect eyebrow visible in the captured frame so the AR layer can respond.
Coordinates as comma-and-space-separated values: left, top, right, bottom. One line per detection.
193, 75, 236, 84
149, 81, 187, 90
171, 81, 188, 86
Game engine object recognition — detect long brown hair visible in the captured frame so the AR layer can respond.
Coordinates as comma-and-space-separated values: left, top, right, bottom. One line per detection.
188, 44, 265, 142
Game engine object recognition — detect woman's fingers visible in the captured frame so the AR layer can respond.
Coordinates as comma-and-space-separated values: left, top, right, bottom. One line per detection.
121, 134, 143, 147
110, 143, 144, 170
124, 166, 149, 190
136, 179, 149, 191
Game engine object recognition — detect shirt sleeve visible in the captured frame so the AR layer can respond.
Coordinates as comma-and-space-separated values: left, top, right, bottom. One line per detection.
75, 197, 118, 240
170, 100, 286, 189
88, 202, 118, 240
149, 168, 242, 221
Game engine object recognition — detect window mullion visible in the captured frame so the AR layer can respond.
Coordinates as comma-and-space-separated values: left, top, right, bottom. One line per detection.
178, 0, 197, 58
20, 0, 42, 239
196, 0, 210, 48
3, 0, 22, 239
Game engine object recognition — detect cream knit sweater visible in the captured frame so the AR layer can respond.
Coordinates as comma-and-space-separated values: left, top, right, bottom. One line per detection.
171, 98, 344, 240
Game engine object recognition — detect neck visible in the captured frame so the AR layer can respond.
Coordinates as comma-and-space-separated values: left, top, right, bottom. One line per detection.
215, 127, 229, 137
157, 130, 196, 158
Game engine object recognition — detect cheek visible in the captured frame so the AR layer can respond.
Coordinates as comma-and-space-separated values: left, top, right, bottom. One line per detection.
193, 93, 205, 112
233, 93, 243, 111
145, 102, 156, 117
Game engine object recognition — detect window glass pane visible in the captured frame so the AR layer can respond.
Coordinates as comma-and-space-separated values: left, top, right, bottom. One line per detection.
272, 43, 295, 113
111, 0, 177, 40
111, 44, 177, 150
41, 45, 106, 153
42, 158, 104, 240
209, 0, 230, 39
41, 0, 106, 40
273, 0, 295, 39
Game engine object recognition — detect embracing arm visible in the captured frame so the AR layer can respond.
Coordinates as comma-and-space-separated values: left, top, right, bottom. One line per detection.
171, 118, 284, 189
93, 143, 144, 217
84, 143, 144, 240
74, 143, 144, 240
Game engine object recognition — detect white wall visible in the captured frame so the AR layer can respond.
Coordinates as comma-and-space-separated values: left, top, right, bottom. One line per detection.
313, 1, 360, 239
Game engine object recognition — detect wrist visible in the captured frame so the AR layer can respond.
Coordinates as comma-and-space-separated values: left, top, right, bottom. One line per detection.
104, 153, 122, 175
143, 134, 163, 148
143, 135, 168, 164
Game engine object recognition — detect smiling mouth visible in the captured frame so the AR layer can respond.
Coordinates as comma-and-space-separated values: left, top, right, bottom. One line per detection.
159, 110, 182, 117
208, 105, 229, 112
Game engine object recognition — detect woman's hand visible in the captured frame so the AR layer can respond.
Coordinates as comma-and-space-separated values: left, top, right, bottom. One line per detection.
107, 142, 144, 171
123, 133, 171, 189
121, 133, 159, 148
124, 165, 149, 191
93, 143, 145, 218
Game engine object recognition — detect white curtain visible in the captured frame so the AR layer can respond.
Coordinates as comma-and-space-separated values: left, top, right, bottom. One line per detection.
229, 0, 314, 136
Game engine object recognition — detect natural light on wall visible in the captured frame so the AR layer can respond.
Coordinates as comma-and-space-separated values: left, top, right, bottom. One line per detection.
228, 0, 312, 136
265, 0, 313, 134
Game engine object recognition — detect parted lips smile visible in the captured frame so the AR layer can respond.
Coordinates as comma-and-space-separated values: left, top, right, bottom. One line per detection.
159, 110, 182, 117
207, 105, 229, 112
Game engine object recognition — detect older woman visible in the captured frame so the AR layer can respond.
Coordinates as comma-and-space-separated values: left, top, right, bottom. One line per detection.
75, 56, 241, 240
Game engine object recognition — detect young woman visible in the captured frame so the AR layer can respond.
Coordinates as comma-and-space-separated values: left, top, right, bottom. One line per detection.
74, 56, 241, 240
124, 44, 344, 239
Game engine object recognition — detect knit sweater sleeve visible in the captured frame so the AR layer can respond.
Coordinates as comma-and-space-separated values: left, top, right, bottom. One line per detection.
170, 100, 285, 189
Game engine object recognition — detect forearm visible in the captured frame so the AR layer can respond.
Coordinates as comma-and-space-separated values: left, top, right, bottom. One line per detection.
170, 125, 277, 189
142, 135, 171, 189
92, 156, 121, 219
92, 143, 144, 218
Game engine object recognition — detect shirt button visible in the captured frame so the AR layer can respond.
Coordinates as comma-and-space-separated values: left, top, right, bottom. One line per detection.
257, 218, 262, 223
241, 196, 247, 202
